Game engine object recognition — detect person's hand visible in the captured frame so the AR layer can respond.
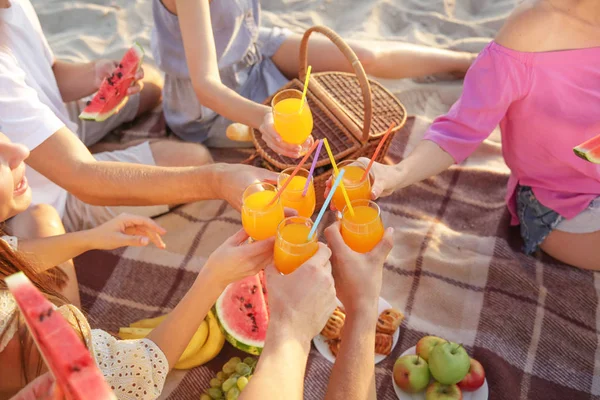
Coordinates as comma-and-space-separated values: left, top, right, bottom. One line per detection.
323, 158, 402, 208
94, 59, 144, 95
324, 221, 394, 314
266, 244, 337, 344
203, 229, 274, 289
10, 373, 64, 400
215, 164, 279, 210
88, 213, 166, 250
259, 112, 314, 158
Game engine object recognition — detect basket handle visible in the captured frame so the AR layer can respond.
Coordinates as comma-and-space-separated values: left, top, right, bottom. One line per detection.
299, 26, 373, 143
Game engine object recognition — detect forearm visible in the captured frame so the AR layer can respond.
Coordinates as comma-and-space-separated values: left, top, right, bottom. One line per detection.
395, 139, 455, 190
52, 60, 98, 102
240, 328, 310, 400
70, 161, 223, 206
18, 231, 93, 272
195, 79, 269, 129
325, 304, 379, 400
147, 268, 224, 369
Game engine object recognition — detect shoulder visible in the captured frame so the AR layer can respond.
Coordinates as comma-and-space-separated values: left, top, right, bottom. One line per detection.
495, 0, 561, 52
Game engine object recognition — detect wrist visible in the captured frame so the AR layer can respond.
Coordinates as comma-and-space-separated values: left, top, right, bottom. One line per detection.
393, 163, 406, 190
207, 163, 231, 201
344, 299, 379, 323
77, 229, 98, 252
196, 262, 228, 293
265, 322, 312, 356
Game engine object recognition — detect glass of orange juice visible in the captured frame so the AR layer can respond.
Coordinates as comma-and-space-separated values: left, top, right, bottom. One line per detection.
341, 200, 384, 253
274, 216, 319, 275
272, 89, 313, 152
277, 167, 316, 218
332, 160, 372, 212
241, 183, 285, 241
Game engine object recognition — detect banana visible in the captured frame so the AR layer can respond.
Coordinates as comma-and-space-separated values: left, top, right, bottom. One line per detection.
174, 310, 225, 370
175, 320, 209, 367
129, 314, 168, 329
118, 327, 152, 340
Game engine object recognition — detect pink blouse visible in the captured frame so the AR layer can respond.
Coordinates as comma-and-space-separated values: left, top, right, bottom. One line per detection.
424, 41, 600, 225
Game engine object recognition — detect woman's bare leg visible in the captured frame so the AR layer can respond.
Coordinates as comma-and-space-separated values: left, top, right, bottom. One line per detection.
540, 229, 600, 271
271, 33, 475, 80
6, 204, 81, 307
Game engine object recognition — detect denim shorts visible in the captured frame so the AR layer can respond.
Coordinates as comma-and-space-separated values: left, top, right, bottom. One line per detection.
516, 186, 563, 255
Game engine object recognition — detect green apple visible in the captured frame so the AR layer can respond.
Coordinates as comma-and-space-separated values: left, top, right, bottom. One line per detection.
393, 355, 431, 393
425, 382, 463, 400
428, 341, 470, 384
416, 336, 445, 362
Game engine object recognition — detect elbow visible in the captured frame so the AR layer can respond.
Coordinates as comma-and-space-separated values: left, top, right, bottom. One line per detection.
192, 77, 222, 106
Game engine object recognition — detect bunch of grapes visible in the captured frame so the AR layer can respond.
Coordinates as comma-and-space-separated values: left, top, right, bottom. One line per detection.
200, 356, 258, 400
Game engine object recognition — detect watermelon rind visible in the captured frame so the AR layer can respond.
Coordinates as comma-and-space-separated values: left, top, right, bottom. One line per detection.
214, 302, 264, 356
79, 96, 129, 122
573, 134, 600, 164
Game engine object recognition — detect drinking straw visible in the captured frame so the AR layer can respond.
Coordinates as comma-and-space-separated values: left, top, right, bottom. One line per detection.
302, 139, 323, 197
267, 139, 320, 206
299, 65, 312, 113
323, 138, 354, 216
361, 121, 396, 182
308, 169, 346, 241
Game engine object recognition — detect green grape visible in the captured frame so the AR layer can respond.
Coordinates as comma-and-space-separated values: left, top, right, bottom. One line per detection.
226, 387, 241, 400
229, 373, 241, 380
221, 377, 238, 393
236, 376, 249, 391
216, 372, 226, 381
229, 357, 242, 366
222, 362, 236, 375
210, 378, 222, 388
200, 394, 212, 400
247, 375, 252, 382
207, 388, 224, 399
243, 357, 257, 369
235, 363, 252, 376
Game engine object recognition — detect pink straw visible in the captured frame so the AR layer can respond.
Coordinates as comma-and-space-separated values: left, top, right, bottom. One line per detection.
361, 121, 396, 182
302, 139, 323, 197
267, 139, 320, 206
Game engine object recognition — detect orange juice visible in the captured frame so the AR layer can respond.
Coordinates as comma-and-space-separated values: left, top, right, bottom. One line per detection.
341, 201, 384, 253
277, 168, 316, 218
241, 186, 285, 241
272, 91, 313, 145
274, 218, 318, 275
332, 162, 372, 212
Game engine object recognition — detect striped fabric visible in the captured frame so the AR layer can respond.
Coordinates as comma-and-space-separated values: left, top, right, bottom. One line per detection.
75, 104, 600, 400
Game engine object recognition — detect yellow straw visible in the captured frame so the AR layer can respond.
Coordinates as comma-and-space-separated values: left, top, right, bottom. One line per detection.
299, 65, 312, 113
323, 138, 354, 216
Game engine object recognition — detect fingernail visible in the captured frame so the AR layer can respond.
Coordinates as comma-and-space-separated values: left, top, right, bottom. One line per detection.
141, 237, 149, 245
276, 136, 282, 143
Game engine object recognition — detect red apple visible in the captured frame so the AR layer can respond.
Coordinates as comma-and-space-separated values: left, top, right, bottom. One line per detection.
458, 358, 485, 391
393, 355, 431, 393
416, 335, 445, 362
425, 382, 463, 400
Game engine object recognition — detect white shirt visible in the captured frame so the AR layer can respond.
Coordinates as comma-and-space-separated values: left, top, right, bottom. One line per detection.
0, 0, 77, 216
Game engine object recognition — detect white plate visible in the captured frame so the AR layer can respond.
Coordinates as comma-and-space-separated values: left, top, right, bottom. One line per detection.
313, 297, 400, 364
392, 346, 489, 400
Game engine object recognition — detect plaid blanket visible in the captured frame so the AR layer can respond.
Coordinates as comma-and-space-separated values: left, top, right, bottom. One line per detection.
75, 103, 600, 400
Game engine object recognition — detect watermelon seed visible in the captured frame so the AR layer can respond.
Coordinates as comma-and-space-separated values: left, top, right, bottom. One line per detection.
86, 101, 91, 106
116, 72, 123, 79
39, 313, 45, 322
71, 365, 81, 372
251, 285, 257, 294
119, 63, 123, 68
244, 303, 253, 309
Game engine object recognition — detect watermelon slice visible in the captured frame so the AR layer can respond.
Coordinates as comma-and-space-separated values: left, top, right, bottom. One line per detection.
574, 134, 600, 164
5, 272, 116, 400
214, 271, 269, 355
79, 43, 144, 122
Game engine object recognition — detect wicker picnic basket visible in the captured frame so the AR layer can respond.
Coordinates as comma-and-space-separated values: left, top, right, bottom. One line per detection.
251, 25, 407, 207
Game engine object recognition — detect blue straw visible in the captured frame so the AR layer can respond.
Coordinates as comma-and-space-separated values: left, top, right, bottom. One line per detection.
308, 169, 346, 240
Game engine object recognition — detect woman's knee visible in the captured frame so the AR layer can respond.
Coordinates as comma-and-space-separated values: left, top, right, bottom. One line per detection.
8, 204, 65, 239
149, 140, 213, 167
